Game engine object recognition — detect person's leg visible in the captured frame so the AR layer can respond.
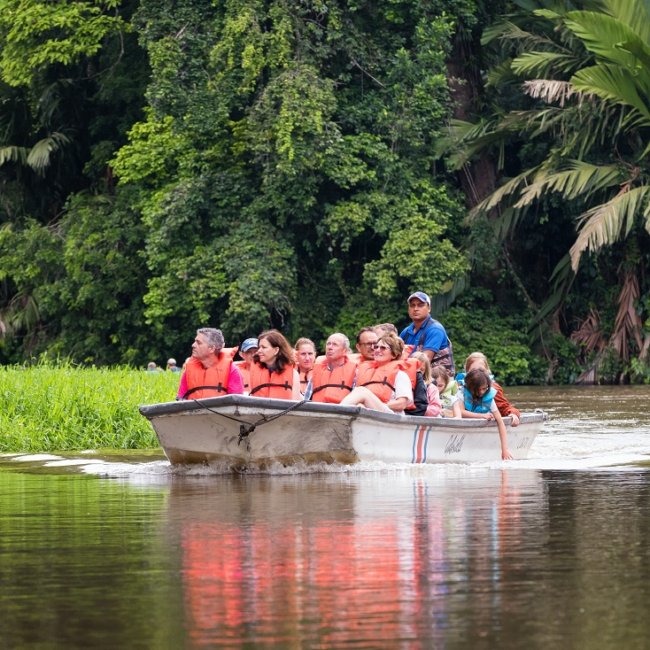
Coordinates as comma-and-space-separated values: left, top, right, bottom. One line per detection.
341, 386, 391, 412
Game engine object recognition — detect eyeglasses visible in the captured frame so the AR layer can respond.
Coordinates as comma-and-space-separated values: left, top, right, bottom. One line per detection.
373, 344, 390, 351
359, 341, 377, 347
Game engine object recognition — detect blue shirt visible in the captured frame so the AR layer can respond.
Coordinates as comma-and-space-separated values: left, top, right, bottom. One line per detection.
400, 316, 450, 355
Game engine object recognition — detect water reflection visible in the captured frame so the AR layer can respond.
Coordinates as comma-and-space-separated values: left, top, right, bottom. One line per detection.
166, 469, 548, 648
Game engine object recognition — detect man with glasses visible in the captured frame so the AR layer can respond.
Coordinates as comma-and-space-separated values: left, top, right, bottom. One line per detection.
355, 327, 379, 362
400, 291, 455, 374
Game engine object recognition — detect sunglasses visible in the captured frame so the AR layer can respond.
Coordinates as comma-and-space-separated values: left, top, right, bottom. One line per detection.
373, 344, 390, 351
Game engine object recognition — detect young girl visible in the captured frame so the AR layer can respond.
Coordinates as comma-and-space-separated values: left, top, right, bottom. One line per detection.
460, 368, 513, 460
412, 352, 442, 417
430, 366, 461, 418
463, 352, 521, 426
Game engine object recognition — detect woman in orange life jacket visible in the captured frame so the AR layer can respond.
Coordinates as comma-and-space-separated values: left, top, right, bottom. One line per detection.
293, 337, 316, 396
340, 332, 413, 414
249, 329, 302, 400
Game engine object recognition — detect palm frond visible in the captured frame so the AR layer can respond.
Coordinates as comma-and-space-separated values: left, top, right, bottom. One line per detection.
523, 79, 580, 106
513, 51, 582, 77
601, 0, 650, 49
570, 184, 650, 270
0, 145, 28, 166
571, 64, 650, 126
485, 60, 518, 89
481, 20, 556, 49
514, 161, 622, 207
610, 270, 643, 361
564, 10, 650, 69
467, 170, 535, 220
26, 132, 71, 174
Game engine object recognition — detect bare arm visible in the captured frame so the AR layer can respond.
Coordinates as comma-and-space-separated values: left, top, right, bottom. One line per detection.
387, 396, 410, 412
460, 403, 493, 420
494, 410, 512, 460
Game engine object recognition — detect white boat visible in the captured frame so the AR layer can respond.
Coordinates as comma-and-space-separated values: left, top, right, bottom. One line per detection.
139, 395, 546, 470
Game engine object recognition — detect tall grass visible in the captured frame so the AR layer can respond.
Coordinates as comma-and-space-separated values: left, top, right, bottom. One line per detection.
0, 364, 179, 452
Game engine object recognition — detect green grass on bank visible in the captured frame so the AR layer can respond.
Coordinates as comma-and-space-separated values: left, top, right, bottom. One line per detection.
0, 365, 179, 453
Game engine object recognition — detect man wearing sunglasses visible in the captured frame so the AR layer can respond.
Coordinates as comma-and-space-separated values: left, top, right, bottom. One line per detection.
399, 291, 455, 374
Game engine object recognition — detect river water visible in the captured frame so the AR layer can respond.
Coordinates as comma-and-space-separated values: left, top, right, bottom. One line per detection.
2, 386, 650, 649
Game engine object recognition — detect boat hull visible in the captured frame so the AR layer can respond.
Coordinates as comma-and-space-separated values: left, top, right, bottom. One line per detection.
140, 395, 546, 469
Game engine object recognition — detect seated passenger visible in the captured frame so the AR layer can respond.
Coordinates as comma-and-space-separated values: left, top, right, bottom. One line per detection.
459, 368, 512, 460
431, 366, 460, 418
249, 329, 302, 400
294, 337, 317, 395
233, 337, 258, 394
340, 333, 413, 414
459, 352, 521, 426
411, 352, 442, 417
352, 327, 378, 364
177, 328, 243, 400
311, 333, 357, 404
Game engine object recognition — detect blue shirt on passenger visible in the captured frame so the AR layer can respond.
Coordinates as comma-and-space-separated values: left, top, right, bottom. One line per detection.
400, 316, 450, 356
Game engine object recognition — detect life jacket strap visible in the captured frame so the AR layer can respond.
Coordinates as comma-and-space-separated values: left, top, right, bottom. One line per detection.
311, 382, 353, 395
183, 384, 226, 400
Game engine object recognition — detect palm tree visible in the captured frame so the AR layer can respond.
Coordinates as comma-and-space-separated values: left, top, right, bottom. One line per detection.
447, 0, 650, 380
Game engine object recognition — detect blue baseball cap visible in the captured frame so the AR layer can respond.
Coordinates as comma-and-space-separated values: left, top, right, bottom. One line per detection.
240, 337, 259, 352
407, 291, 430, 305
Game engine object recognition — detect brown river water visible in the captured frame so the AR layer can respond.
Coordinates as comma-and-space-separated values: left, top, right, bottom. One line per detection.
1, 385, 650, 649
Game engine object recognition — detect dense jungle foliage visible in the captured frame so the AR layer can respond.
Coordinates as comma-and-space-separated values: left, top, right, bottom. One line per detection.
0, 0, 649, 384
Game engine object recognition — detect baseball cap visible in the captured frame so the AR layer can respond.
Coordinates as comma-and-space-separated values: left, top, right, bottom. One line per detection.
167, 358, 176, 365
240, 337, 259, 352
407, 291, 431, 305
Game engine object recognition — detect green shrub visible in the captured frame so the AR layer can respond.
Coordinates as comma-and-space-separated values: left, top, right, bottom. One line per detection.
0, 364, 178, 453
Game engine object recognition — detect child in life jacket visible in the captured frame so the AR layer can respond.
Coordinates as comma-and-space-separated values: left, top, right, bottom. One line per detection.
459, 352, 521, 426
431, 366, 461, 418
459, 368, 512, 460
411, 352, 442, 416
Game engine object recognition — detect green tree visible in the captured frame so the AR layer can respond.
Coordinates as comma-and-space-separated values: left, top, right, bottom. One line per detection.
0, 0, 150, 363
114, 0, 471, 348
446, 0, 650, 380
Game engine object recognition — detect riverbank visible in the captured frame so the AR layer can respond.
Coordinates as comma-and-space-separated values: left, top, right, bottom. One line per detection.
0, 365, 178, 453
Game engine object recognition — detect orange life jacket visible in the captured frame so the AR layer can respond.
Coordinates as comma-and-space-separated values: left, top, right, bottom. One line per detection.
399, 357, 421, 412
356, 360, 402, 403
399, 357, 418, 389
233, 360, 251, 393
310, 356, 357, 403
182, 348, 237, 399
249, 362, 296, 399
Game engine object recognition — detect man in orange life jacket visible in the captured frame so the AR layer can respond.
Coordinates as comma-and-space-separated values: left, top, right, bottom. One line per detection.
399, 291, 455, 374
176, 328, 244, 400
310, 333, 357, 404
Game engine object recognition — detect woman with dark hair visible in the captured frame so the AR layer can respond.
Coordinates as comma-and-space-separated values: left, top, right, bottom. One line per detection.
340, 333, 413, 414
249, 329, 302, 400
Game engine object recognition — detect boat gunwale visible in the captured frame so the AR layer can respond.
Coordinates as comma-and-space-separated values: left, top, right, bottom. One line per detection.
139, 394, 547, 429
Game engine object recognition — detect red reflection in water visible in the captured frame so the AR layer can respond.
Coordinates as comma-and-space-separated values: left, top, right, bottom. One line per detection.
178, 471, 530, 647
